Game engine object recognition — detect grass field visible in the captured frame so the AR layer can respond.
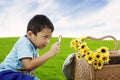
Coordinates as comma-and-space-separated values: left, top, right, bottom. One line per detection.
0, 37, 120, 80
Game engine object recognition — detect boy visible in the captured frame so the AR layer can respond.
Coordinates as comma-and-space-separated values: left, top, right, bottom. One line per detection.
0, 14, 60, 80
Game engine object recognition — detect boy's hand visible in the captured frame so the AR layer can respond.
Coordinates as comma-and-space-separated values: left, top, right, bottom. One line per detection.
49, 35, 62, 56
50, 42, 60, 56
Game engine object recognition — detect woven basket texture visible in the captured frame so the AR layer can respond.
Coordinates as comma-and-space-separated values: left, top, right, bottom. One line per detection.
74, 51, 120, 80
74, 58, 92, 80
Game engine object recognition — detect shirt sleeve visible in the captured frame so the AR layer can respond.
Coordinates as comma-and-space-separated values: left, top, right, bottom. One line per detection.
16, 41, 33, 60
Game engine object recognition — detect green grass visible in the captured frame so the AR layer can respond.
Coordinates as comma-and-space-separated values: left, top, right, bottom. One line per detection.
0, 37, 120, 80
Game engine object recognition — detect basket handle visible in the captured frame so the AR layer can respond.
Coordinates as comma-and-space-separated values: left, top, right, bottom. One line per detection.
87, 35, 118, 50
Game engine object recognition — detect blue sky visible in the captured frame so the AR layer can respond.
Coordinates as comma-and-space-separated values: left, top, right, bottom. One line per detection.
0, 0, 120, 39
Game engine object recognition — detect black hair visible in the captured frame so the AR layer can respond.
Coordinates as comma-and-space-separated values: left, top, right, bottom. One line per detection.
27, 14, 54, 35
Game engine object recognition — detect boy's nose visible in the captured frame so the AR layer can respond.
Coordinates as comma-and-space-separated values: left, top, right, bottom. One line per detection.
45, 39, 50, 44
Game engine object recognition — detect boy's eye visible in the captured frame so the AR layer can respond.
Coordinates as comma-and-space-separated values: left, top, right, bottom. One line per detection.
43, 36, 49, 38
42, 35, 51, 39
43, 36, 47, 38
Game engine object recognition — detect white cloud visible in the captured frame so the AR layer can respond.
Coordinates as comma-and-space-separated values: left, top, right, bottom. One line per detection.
54, 0, 120, 39
0, 0, 120, 40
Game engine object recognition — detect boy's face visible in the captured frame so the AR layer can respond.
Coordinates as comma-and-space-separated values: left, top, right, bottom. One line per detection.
27, 27, 52, 50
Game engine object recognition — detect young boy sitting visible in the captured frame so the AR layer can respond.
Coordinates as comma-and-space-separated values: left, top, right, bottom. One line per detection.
0, 14, 60, 80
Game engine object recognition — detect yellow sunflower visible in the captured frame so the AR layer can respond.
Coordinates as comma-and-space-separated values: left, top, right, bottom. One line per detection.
102, 54, 110, 62
78, 46, 89, 55
87, 51, 94, 55
93, 60, 98, 69
97, 60, 104, 70
78, 42, 87, 50
70, 39, 80, 50
70, 39, 77, 47
95, 52, 103, 61
82, 48, 89, 55
85, 53, 95, 64
76, 53, 81, 60
97, 46, 109, 54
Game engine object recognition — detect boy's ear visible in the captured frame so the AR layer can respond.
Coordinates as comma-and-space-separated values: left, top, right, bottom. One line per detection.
27, 31, 33, 38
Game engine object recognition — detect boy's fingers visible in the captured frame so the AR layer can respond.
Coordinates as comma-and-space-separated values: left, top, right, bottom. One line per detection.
58, 35, 62, 43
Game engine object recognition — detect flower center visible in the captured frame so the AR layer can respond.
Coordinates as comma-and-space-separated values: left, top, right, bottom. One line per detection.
101, 49, 106, 53
96, 55, 100, 58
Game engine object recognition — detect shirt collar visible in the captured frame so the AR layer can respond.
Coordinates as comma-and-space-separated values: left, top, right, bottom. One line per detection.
25, 35, 37, 49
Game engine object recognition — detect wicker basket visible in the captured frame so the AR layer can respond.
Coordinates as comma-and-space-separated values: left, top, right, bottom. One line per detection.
74, 35, 120, 80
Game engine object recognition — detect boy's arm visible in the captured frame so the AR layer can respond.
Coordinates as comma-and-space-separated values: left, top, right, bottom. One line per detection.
21, 41, 60, 70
